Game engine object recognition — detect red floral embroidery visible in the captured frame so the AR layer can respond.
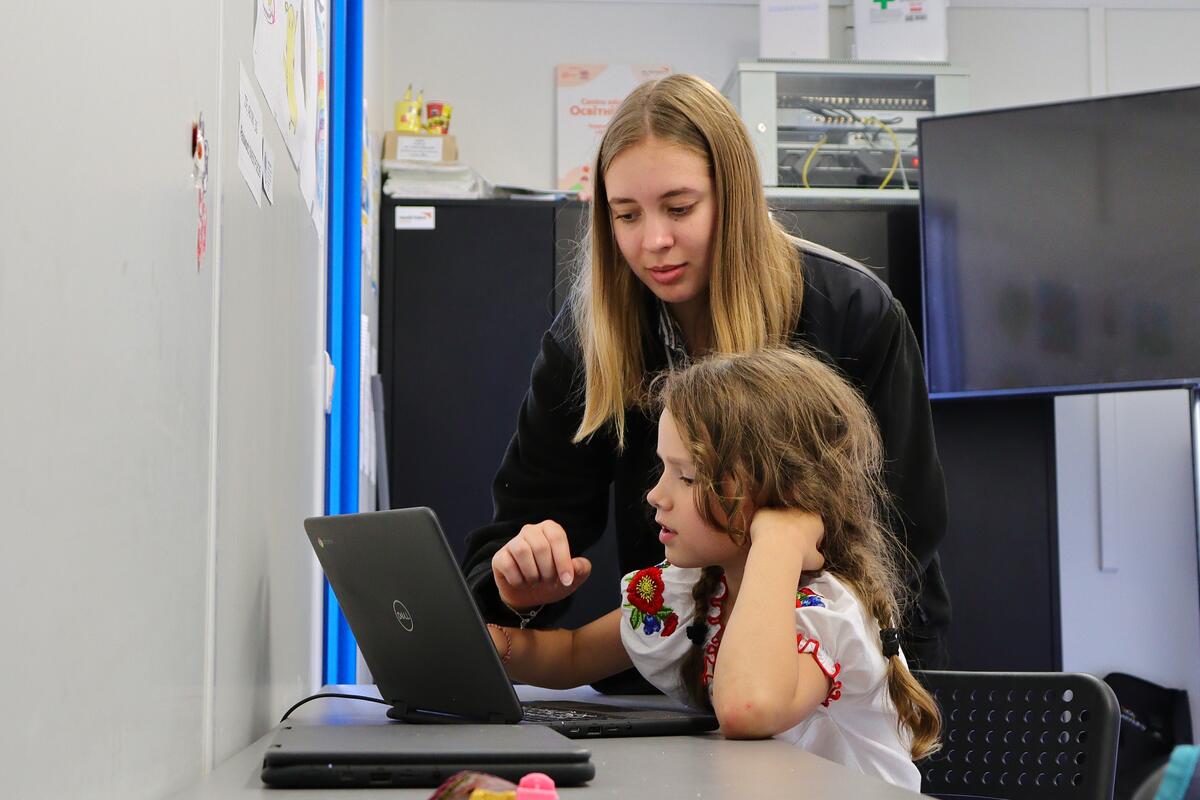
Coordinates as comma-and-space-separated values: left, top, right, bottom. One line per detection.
626, 566, 665, 615
623, 565, 679, 637
796, 587, 826, 608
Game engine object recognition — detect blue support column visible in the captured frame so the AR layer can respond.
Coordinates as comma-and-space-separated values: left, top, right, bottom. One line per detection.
324, 0, 364, 686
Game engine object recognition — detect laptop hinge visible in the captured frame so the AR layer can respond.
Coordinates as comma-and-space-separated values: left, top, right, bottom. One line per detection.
387, 703, 500, 725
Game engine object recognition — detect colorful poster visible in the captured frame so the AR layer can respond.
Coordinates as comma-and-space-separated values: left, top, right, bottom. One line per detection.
555, 64, 671, 197
253, 0, 308, 166
299, 0, 328, 239
362, 115, 379, 293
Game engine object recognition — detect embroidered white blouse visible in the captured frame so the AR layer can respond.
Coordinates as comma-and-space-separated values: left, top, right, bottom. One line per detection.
619, 562, 921, 791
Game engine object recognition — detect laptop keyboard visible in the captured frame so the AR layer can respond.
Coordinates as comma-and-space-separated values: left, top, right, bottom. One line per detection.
521, 704, 612, 722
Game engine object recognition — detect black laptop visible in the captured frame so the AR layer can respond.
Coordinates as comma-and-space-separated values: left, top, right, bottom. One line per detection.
303, 507, 718, 738
261, 722, 595, 788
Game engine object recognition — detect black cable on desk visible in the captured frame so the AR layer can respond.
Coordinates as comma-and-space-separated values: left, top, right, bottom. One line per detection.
279, 692, 392, 722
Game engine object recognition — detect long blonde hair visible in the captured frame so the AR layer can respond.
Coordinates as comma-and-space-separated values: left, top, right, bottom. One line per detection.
660, 347, 941, 760
571, 74, 803, 449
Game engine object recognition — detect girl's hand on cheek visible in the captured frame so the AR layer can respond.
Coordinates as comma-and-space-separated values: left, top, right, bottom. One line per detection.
748, 508, 825, 572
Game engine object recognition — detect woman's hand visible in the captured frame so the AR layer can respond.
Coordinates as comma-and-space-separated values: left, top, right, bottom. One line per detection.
748, 508, 825, 573
491, 520, 593, 612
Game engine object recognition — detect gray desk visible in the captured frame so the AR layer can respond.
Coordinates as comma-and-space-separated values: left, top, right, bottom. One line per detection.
172, 685, 929, 799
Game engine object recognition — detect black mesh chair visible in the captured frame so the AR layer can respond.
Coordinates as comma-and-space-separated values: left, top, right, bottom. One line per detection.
915, 671, 1121, 800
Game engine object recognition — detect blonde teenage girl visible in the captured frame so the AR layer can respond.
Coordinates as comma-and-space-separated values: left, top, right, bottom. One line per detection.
463, 74, 949, 671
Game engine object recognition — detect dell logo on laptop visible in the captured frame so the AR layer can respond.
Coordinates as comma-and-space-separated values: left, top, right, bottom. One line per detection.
392, 600, 414, 632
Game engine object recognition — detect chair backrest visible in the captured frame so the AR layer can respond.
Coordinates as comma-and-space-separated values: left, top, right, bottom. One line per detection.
915, 670, 1120, 800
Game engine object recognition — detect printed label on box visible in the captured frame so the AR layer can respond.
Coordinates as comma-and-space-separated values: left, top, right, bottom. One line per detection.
396, 137, 444, 162
395, 206, 436, 230
854, 0, 946, 61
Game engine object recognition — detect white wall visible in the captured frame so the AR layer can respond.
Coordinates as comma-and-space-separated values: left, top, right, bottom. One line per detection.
384, 1, 1200, 187
384, 0, 759, 187
0, 4, 219, 797
1056, 391, 1200, 737
357, 0, 391, 682
208, 0, 328, 759
363, 0, 388, 515
0, 0, 328, 795
949, 6, 1091, 105
1106, 6, 1200, 93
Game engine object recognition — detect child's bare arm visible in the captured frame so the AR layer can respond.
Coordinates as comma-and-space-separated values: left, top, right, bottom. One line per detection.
712, 509, 830, 738
488, 609, 632, 689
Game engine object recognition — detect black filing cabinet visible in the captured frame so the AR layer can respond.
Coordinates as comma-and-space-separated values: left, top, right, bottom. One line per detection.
379, 198, 559, 561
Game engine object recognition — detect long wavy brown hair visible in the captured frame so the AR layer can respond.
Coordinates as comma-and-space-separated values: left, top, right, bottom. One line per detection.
659, 347, 940, 759
570, 74, 803, 449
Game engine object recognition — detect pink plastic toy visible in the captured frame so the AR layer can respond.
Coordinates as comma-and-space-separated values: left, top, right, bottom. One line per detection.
515, 772, 559, 800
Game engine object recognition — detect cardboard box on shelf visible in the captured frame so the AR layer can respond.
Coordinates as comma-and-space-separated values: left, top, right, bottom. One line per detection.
383, 131, 459, 163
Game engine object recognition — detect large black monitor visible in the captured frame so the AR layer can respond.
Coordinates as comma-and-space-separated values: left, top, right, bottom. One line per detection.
918, 86, 1200, 398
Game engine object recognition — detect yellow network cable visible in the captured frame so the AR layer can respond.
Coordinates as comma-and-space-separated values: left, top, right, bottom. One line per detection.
868, 117, 903, 190
801, 134, 828, 189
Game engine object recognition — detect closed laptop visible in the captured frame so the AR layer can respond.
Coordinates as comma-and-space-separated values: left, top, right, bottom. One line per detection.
261, 722, 594, 788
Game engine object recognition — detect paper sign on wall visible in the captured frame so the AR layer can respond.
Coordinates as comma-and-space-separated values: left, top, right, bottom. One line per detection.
238, 62, 265, 208
556, 64, 671, 196
263, 143, 276, 205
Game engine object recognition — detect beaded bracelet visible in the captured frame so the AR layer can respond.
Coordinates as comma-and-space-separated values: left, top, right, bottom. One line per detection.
487, 623, 513, 665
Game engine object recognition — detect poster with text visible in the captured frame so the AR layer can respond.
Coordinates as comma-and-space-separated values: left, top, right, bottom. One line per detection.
556, 64, 670, 196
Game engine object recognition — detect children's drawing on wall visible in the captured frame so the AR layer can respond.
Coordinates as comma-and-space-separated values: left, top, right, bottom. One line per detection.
253, 0, 307, 166
301, 0, 328, 239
